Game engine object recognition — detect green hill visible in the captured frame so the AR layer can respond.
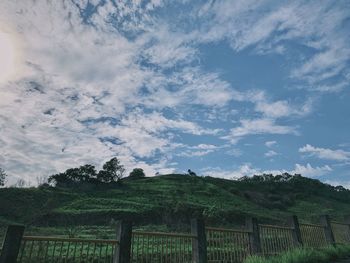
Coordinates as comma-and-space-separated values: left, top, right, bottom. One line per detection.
1, 174, 350, 231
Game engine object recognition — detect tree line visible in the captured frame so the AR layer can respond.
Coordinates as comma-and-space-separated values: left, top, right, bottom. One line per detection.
47, 157, 145, 187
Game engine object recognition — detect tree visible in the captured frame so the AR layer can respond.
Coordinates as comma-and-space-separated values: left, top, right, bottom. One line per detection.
129, 168, 145, 179
97, 157, 125, 183
188, 169, 197, 176
0, 168, 7, 186
48, 164, 97, 186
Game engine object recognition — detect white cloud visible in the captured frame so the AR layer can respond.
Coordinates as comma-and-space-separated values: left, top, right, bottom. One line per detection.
197, 0, 350, 92
223, 118, 297, 144
265, 141, 277, 147
299, 144, 350, 161
265, 150, 278, 157
201, 164, 261, 179
203, 162, 332, 180
293, 163, 332, 177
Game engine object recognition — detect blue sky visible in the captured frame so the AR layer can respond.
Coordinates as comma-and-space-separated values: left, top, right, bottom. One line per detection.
0, 0, 349, 187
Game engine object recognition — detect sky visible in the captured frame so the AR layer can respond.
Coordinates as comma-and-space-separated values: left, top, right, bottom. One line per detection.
0, 0, 349, 187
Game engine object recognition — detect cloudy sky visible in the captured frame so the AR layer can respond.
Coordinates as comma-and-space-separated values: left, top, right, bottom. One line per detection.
0, 0, 349, 186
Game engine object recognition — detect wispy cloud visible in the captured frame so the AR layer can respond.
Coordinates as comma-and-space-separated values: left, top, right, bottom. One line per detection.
223, 118, 298, 144
265, 150, 278, 157
299, 144, 350, 161
265, 141, 277, 148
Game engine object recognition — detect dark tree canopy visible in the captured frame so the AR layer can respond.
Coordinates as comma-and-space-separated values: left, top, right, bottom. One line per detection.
97, 157, 125, 183
48, 157, 125, 187
0, 168, 7, 186
129, 168, 145, 179
188, 169, 197, 176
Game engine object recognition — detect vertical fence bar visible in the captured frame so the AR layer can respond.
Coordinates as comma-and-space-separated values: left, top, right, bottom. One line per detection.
320, 215, 335, 246
113, 220, 132, 263
246, 217, 261, 255
0, 225, 25, 263
191, 218, 207, 263
288, 215, 303, 247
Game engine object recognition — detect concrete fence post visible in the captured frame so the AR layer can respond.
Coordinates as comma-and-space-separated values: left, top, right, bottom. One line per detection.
320, 215, 335, 245
191, 218, 207, 263
287, 215, 303, 247
0, 225, 25, 263
245, 217, 261, 255
113, 220, 132, 263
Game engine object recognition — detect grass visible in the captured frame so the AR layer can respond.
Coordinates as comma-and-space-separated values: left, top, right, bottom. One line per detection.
244, 245, 350, 263
1, 174, 350, 234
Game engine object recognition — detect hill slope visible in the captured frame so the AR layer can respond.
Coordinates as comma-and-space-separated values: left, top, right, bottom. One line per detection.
1, 174, 350, 228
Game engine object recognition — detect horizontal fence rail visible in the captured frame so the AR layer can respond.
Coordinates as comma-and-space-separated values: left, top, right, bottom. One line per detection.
206, 227, 251, 263
131, 231, 195, 263
299, 223, 328, 248
331, 221, 350, 244
258, 224, 296, 256
17, 236, 119, 263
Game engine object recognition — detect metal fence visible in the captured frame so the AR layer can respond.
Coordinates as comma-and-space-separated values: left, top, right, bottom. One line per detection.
331, 221, 350, 244
2, 216, 350, 263
17, 236, 118, 263
131, 231, 195, 263
258, 224, 296, 255
206, 227, 251, 263
299, 223, 328, 248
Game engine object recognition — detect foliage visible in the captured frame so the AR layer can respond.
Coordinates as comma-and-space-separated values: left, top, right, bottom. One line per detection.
0, 167, 7, 186
97, 157, 125, 183
2, 173, 350, 228
244, 244, 350, 263
129, 168, 146, 179
48, 158, 125, 186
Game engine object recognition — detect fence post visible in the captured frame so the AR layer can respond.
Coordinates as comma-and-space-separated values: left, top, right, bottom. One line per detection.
345, 215, 350, 241
320, 215, 335, 245
0, 225, 25, 263
191, 218, 207, 263
287, 215, 303, 247
245, 217, 261, 255
113, 220, 132, 263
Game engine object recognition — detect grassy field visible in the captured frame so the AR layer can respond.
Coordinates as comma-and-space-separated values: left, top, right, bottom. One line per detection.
1, 174, 350, 240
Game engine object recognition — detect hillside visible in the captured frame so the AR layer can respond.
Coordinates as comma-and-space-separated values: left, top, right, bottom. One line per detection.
1, 174, 350, 230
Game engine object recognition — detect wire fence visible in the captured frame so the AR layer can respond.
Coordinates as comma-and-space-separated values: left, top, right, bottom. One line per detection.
331, 221, 350, 244
206, 227, 251, 263
131, 231, 195, 263
17, 236, 118, 263
299, 223, 328, 248
258, 224, 296, 256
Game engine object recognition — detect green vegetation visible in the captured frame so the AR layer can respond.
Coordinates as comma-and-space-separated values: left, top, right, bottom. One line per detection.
244, 245, 350, 263
1, 172, 350, 237
47, 157, 126, 187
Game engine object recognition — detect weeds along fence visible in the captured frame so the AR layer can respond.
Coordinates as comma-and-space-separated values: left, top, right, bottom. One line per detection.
331, 221, 350, 244
299, 223, 328, 248
206, 227, 251, 262
258, 224, 296, 255
17, 236, 118, 262
1, 215, 350, 263
131, 231, 194, 262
